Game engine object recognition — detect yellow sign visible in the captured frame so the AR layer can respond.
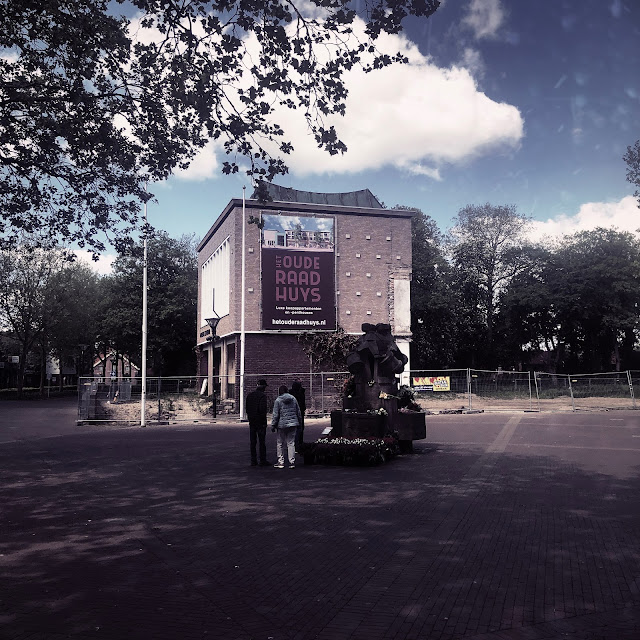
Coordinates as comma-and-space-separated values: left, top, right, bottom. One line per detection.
412, 376, 450, 392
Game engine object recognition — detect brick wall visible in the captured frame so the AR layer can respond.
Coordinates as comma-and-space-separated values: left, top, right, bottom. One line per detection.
243, 333, 309, 376
333, 212, 412, 334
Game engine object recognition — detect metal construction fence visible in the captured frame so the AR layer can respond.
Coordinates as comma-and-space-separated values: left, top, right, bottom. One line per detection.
409, 369, 536, 412
78, 369, 638, 423
78, 377, 215, 424
77, 372, 352, 424
409, 369, 637, 412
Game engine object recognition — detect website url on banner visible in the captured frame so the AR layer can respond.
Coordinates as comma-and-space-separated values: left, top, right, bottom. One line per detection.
272, 319, 327, 326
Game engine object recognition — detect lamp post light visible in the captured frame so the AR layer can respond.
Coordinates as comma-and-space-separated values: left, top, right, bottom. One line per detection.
205, 313, 221, 336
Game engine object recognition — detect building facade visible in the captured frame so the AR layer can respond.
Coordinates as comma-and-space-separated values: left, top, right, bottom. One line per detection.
196, 186, 414, 407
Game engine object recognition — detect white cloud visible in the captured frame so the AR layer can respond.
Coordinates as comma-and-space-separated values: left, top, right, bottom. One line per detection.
74, 250, 116, 276
459, 47, 485, 77
137, 10, 523, 182
399, 162, 443, 181
268, 31, 523, 177
529, 195, 640, 242
462, 0, 506, 40
0, 49, 19, 63
610, 0, 623, 18
174, 140, 220, 181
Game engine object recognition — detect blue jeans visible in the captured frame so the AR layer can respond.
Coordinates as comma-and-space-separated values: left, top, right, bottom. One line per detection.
275, 427, 296, 466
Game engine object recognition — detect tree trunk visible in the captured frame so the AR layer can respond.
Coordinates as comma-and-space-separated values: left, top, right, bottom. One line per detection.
39, 343, 46, 397
58, 354, 64, 391
17, 345, 28, 399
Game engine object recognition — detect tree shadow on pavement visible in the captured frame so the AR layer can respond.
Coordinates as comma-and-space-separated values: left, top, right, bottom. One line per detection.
0, 424, 639, 640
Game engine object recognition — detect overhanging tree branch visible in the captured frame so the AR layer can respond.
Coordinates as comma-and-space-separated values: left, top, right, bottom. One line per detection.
1, 0, 439, 253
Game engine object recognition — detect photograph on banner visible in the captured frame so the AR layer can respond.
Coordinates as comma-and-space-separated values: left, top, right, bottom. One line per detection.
412, 376, 451, 392
261, 213, 336, 331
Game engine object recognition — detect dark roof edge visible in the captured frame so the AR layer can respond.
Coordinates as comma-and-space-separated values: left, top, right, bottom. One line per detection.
254, 184, 384, 208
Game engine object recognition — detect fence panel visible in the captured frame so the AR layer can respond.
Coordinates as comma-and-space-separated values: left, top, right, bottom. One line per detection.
78, 376, 216, 423
407, 369, 471, 412
534, 372, 573, 411
469, 369, 534, 411
568, 371, 635, 411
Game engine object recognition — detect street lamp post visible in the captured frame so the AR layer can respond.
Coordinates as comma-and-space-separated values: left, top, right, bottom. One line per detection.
141, 185, 148, 427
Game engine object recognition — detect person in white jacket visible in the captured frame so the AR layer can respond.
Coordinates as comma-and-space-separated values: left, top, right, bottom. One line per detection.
271, 384, 302, 468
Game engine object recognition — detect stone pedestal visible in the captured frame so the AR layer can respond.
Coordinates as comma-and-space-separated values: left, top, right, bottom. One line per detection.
342, 413, 386, 439
394, 412, 426, 441
330, 410, 343, 437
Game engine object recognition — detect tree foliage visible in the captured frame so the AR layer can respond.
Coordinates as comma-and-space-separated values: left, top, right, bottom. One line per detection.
1, 0, 439, 252
0, 245, 61, 395
97, 232, 198, 375
546, 228, 640, 372
624, 140, 640, 207
475, 228, 640, 372
493, 245, 555, 365
0, 243, 101, 395
298, 325, 357, 372
45, 262, 101, 385
407, 207, 459, 368
448, 203, 532, 365
407, 201, 640, 372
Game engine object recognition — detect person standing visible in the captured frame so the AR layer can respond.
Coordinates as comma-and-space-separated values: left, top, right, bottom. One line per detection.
289, 379, 306, 451
246, 379, 270, 467
271, 384, 301, 469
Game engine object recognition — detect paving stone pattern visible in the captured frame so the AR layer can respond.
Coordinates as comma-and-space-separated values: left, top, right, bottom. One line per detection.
0, 406, 639, 639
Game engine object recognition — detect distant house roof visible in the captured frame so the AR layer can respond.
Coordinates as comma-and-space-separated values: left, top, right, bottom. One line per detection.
252, 184, 383, 209
92, 351, 140, 371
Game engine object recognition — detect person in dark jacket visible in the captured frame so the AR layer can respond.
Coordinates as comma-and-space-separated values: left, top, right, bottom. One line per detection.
271, 384, 301, 468
289, 379, 306, 451
246, 379, 270, 466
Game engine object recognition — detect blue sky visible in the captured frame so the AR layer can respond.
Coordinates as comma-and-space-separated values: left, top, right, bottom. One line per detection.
87, 0, 640, 270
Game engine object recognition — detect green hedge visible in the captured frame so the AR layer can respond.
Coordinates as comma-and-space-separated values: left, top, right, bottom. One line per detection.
0, 386, 78, 400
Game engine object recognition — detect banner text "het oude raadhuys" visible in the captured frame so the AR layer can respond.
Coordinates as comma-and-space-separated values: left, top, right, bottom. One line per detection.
274, 254, 321, 303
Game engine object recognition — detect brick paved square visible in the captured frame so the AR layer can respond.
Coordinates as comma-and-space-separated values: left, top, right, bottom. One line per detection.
1, 402, 639, 639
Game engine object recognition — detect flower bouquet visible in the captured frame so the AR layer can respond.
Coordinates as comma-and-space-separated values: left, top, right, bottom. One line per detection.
302, 435, 399, 466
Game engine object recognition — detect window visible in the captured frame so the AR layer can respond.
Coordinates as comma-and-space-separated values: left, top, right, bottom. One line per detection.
201, 236, 230, 327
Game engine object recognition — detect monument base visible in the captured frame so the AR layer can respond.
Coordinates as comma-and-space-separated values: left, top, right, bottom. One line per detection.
394, 412, 426, 441
342, 412, 386, 439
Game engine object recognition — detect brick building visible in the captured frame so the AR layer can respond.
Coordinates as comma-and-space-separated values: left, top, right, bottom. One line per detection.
196, 185, 414, 408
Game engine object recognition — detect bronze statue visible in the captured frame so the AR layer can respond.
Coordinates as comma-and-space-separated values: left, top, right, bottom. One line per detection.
345, 323, 408, 411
